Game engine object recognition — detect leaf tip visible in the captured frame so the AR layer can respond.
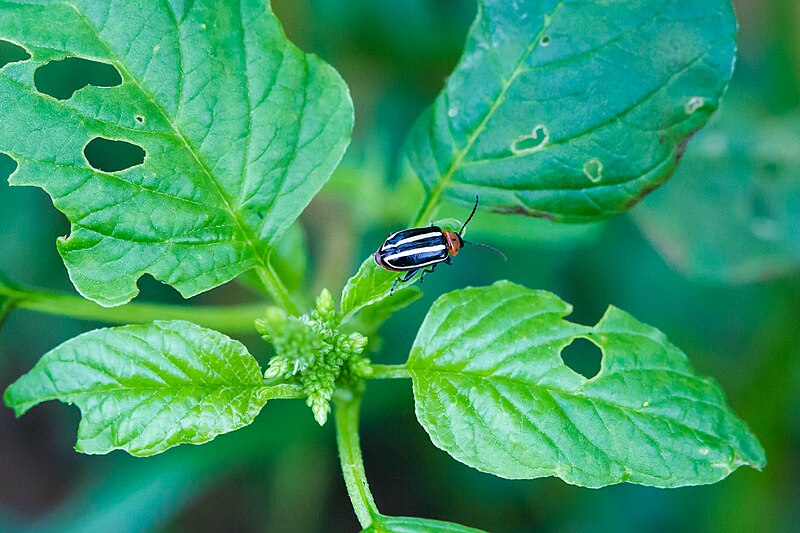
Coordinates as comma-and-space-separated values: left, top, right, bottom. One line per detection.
739, 436, 768, 472
3, 382, 30, 418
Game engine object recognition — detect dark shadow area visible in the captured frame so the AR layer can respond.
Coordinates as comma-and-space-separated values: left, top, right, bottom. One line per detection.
0, 153, 18, 181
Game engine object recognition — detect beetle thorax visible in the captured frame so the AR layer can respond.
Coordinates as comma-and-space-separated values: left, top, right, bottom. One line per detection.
443, 230, 462, 256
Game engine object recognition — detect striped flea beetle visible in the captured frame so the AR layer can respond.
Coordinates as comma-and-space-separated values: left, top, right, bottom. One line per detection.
374, 195, 506, 294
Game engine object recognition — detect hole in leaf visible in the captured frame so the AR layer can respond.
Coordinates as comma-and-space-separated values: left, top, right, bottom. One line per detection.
0, 39, 31, 68
583, 158, 603, 183
561, 337, 602, 379
511, 125, 549, 155
540, 35, 551, 46
0, 152, 18, 181
34, 57, 122, 100
135, 115, 145, 124
684, 96, 705, 115
84, 137, 145, 173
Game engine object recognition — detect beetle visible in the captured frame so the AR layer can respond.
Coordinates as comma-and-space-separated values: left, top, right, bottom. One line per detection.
374, 195, 506, 294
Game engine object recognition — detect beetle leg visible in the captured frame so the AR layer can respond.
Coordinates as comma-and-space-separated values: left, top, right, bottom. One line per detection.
391, 269, 419, 295
419, 264, 438, 284
401, 270, 419, 282
444, 256, 452, 265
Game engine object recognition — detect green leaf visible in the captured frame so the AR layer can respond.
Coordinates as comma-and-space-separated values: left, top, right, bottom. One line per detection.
340, 256, 411, 320
363, 516, 486, 533
4, 320, 301, 457
352, 287, 422, 336
407, 281, 765, 488
633, 107, 800, 283
0, 0, 353, 306
406, 0, 736, 221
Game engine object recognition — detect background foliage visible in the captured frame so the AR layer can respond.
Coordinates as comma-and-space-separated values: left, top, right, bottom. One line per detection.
0, 0, 797, 532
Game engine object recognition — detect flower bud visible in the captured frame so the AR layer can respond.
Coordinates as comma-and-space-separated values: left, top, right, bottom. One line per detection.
350, 358, 373, 378
311, 398, 331, 426
315, 288, 336, 322
264, 356, 291, 380
339, 332, 368, 355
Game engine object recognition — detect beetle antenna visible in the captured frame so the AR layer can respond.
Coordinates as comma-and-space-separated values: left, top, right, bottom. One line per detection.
459, 195, 480, 236
462, 240, 507, 262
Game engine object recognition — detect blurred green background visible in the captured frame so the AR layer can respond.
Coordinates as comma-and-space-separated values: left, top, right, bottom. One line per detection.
1, 0, 798, 531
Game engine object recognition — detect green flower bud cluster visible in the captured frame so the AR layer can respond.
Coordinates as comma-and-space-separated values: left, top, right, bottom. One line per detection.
256, 289, 372, 425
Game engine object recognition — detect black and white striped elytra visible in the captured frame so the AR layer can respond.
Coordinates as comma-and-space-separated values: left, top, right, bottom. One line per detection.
376, 228, 453, 270
374, 195, 506, 294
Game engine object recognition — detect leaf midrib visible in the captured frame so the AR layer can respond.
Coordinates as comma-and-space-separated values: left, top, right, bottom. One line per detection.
61, 2, 272, 274
415, 1, 565, 223
13, 382, 304, 407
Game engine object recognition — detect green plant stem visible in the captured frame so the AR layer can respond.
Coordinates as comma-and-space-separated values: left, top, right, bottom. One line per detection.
264, 383, 307, 400
369, 364, 411, 379
413, 188, 442, 227
257, 263, 300, 316
0, 285, 272, 334
334, 390, 380, 529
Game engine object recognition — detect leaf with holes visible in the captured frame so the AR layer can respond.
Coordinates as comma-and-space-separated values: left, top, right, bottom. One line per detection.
0, 1, 353, 306
362, 515, 487, 533
3, 320, 301, 456
406, 0, 736, 221
406, 281, 765, 488
633, 107, 800, 283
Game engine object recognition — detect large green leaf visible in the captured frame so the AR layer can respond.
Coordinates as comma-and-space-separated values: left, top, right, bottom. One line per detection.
0, 0, 353, 306
406, 0, 736, 221
633, 108, 800, 283
362, 515, 486, 533
4, 320, 301, 456
407, 281, 765, 488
